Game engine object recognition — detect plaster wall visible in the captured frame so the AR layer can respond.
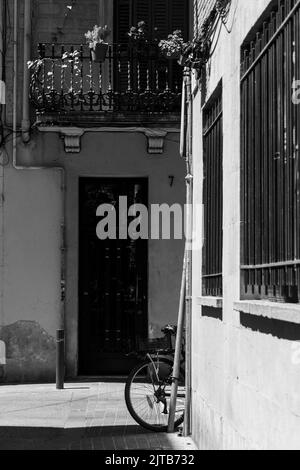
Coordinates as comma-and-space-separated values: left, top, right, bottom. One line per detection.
0, 129, 185, 382
0, 0, 186, 382
191, 0, 300, 450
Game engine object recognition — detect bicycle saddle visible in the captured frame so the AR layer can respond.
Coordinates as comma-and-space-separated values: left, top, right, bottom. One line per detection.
161, 324, 177, 336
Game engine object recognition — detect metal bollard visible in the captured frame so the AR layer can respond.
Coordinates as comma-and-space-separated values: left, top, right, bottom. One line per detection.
56, 329, 65, 390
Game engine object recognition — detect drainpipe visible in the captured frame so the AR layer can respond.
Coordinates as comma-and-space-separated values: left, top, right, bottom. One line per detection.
13, 0, 66, 389
0, 0, 5, 334
184, 68, 193, 437
180, 78, 187, 158
22, 0, 31, 143
168, 69, 193, 435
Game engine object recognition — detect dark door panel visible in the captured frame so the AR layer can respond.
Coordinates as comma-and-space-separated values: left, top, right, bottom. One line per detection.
79, 178, 148, 375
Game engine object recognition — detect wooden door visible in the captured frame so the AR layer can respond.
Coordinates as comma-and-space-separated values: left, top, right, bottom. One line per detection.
78, 178, 148, 375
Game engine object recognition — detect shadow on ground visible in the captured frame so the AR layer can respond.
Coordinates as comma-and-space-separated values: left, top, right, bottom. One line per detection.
0, 425, 179, 450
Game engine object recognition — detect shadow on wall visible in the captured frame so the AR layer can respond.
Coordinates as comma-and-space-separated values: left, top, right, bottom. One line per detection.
240, 313, 300, 341
202, 307, 223, 321
0, 321, 56, 384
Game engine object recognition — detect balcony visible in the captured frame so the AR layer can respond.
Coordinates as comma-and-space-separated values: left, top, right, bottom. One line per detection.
29, 43, 183, 127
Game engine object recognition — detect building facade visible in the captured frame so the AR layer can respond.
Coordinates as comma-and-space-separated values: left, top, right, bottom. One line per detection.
0, 0, 189, 382
191, 0, 300, 450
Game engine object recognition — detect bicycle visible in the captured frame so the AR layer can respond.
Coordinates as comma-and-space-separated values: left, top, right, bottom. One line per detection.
125, 325, 186, 433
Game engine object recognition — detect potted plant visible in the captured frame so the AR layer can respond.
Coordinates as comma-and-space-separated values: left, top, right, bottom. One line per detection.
128, 21, 148, 57
85, 25, 111, 62
158, 30, 188, 61
128, 22, 160, 59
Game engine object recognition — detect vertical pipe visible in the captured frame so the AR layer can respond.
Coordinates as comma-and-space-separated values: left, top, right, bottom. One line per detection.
168, 68, 193, 435
56, 329, 65, 389
22, 0, 31, 143
167, 253, 186, 433
0, 0, 4, 334
13, 0, 17, 158
184, 69, 193, 437
180, 80, 186, 158
0, 0, 3, 77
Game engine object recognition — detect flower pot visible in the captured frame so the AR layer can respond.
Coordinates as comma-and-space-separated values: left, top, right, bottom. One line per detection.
162, 50, 181, 60
91, 43, 109, 63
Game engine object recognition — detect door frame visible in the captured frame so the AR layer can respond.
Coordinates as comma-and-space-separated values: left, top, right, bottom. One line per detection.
77, 176, 149, 376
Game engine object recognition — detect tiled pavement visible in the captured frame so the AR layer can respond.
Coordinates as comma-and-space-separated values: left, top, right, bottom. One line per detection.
0, 382, 197, 450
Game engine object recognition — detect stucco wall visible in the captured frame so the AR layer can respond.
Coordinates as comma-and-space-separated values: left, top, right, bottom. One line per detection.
0, 0, 186, 383
0, 129, 185, 382
57, 130, 186, 376
191, 0, 300, 450
32, 0, 106, 44
0, 165, 62, 382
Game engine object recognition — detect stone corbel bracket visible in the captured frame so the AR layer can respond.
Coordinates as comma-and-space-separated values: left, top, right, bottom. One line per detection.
144, 130, 168, 154
38, 127, 179, 155
60, 128, 85, 153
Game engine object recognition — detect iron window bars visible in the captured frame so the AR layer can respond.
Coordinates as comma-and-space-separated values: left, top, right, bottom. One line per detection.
241, 0, 300, 303
202, 87, 223, 297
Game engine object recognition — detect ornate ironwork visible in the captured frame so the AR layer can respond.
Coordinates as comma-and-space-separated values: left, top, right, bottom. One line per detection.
29, 43, 182, 116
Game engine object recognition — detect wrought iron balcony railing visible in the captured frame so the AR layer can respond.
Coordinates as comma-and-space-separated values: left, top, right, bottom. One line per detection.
29, 43, 183, 121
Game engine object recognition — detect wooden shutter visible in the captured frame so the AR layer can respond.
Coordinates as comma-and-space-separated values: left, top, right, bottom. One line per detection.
151, 0, 168, 40
169, 0, 189, 40
114, 0, 188, 95
114, 0, 132, 43
134, 0, 151, 26
114, 0, 189, 42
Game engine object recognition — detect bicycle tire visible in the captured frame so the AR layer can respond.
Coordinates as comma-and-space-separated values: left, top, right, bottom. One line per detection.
125, 357, 185, 433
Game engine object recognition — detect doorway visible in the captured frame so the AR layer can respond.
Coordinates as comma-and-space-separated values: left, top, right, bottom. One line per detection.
78, 178, 148, 375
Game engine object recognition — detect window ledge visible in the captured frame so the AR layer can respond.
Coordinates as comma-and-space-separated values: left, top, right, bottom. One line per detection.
197, 296, 223, 309
234, 300, 300, 325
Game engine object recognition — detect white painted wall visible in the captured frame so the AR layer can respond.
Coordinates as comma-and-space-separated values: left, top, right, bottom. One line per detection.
192, 0, 300, 450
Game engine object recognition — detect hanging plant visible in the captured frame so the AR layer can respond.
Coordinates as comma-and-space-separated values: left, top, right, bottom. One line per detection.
158, 30, 188, 60
85, 25, 111, 63
186, 35, 212, 70
128, 21, 148, 57
128, 21, 147, 43
158, 0, 232, 72
127, 22, 160, 58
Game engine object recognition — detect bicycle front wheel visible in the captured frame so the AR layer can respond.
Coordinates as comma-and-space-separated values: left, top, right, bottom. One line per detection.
125, 358, 185, 433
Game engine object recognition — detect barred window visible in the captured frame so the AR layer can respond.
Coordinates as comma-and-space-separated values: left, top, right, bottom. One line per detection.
241, 0, 300, 303
202, 86, 223, 297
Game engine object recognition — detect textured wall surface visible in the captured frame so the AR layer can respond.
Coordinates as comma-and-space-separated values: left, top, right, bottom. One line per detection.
0, 321, 56, 383
0, 165, 62, 383
32, 0, 101, 44
0, 0, 185, 382
191, 0, 300, 450
13, 130, 185, 378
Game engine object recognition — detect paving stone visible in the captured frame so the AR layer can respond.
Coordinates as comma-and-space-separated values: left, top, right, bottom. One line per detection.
0, 382, 197, 450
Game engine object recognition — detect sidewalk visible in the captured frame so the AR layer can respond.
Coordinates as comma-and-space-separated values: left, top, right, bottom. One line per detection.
0, 382, 197, 450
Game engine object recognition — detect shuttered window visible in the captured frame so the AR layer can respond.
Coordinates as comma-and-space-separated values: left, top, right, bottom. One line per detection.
114, 0, 189, 43
114, 0, 132, 43
113, 0, 188, 99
